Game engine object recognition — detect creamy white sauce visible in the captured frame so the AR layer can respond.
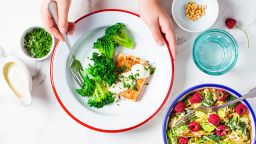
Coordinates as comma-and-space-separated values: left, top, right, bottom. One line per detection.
108, 81, 128, 94
3, 62, 27, 97
108, 64, 150, 94
131, 64, 150, 79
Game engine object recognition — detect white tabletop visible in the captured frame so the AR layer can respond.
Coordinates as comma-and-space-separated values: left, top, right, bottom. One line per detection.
0, 0, 256, 144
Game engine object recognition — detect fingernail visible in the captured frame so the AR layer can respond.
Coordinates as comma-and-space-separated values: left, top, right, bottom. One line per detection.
157, 41, 164, 46
60, 27, 66, 33
67, 31, 73, 35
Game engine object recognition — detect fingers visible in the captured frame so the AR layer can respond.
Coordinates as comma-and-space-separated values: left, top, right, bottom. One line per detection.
56, 0, 71, 33
160, 17, 177, 59
41, 0, 64, 40
147, 20, 164, 46
166, 31, 177, 59
41, 0, 73, 41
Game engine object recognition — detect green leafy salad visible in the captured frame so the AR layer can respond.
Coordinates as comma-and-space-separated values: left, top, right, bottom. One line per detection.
24, 28, 52, 58
167, 88, 252, 144
76, 23, 135, 108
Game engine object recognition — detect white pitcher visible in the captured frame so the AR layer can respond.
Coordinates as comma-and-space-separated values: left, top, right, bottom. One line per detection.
0, 47, 32, 106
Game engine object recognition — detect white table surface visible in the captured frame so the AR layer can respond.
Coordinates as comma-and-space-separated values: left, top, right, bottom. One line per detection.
1, 0, 256, 144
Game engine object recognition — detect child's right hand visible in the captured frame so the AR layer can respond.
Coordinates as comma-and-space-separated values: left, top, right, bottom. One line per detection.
41, 0, 75, 41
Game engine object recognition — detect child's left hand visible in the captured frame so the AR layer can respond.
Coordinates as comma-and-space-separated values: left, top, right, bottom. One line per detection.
138, 0, 176, 59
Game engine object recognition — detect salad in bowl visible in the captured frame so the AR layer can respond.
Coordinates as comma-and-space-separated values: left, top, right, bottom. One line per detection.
162, 84, 256, 144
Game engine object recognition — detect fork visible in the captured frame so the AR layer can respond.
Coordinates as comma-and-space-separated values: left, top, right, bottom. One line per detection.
174, 87, 256, 127
48, 1, 84, 86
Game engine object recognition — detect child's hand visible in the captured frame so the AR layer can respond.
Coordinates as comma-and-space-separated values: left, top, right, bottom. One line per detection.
138, 0, 176, 59
41, 0, 75, 41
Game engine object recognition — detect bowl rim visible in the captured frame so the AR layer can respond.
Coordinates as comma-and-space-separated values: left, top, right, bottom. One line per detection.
20, 26, 55, 61
162, 83, 256, 144
193, 29, 238, 76
172, 0, 219, 33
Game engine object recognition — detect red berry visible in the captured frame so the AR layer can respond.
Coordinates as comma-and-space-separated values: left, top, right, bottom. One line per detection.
235, 103, 248, 115
189, 121, 200, 132
216, 89, 229, 101
178, 136, 188, 144
225, 18, 237, 29
174, 102, 185, 113
208, 114, 221, 126
189, 92, 202, 104
215, 125, 228, 136
224, 18, 249, 48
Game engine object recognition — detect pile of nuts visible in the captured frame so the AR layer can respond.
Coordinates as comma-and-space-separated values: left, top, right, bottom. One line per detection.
184, 1, 207, 21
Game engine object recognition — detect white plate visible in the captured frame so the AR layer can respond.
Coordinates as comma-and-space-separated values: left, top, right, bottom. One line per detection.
50, 9, 174, 132
172, 0, 219, 33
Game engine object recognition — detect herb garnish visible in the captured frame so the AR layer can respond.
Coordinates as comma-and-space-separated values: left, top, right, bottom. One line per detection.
149, 66, 156, 75
144, 65, 156, 75
24, 28, 52, 58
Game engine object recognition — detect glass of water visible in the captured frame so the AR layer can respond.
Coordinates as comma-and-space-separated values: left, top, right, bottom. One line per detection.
193, 29, 238, 76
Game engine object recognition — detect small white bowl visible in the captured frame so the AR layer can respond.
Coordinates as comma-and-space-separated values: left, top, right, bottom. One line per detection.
172, 0, 219, 33
20, 26, 55, 61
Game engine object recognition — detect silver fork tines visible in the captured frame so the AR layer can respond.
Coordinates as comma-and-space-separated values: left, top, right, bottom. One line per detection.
71, 69, 84, 86
48, 1, 84, 87
175, 110, 196, 127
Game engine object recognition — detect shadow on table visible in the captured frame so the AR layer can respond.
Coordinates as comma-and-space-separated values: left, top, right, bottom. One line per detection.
29, 62, 51, 106
214, 0, 236, 29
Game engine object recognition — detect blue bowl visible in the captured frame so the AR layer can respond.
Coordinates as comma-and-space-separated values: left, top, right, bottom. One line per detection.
162, 84, 256, 144
193, 29, 238, 75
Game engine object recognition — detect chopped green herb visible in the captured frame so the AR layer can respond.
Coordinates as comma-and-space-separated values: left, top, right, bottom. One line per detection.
131, 84, 137, 91
24, 28, 52, 58
123, 81, 130, 88
149, 66, 156, 75
128, 75, 136, 81
134, 73, 140, 78
144, 66, 149, 71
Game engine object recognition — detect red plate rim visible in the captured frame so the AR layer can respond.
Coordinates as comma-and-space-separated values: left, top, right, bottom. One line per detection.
50, 9, 175, 133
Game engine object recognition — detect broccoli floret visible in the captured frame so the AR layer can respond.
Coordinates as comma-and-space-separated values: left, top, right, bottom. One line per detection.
105, 23, 134, 49
76, 75, 95, 96
87, 52, 118, 86
76, 75, 115, 108
93, 36, 118, 58
88, 81, 115, 108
